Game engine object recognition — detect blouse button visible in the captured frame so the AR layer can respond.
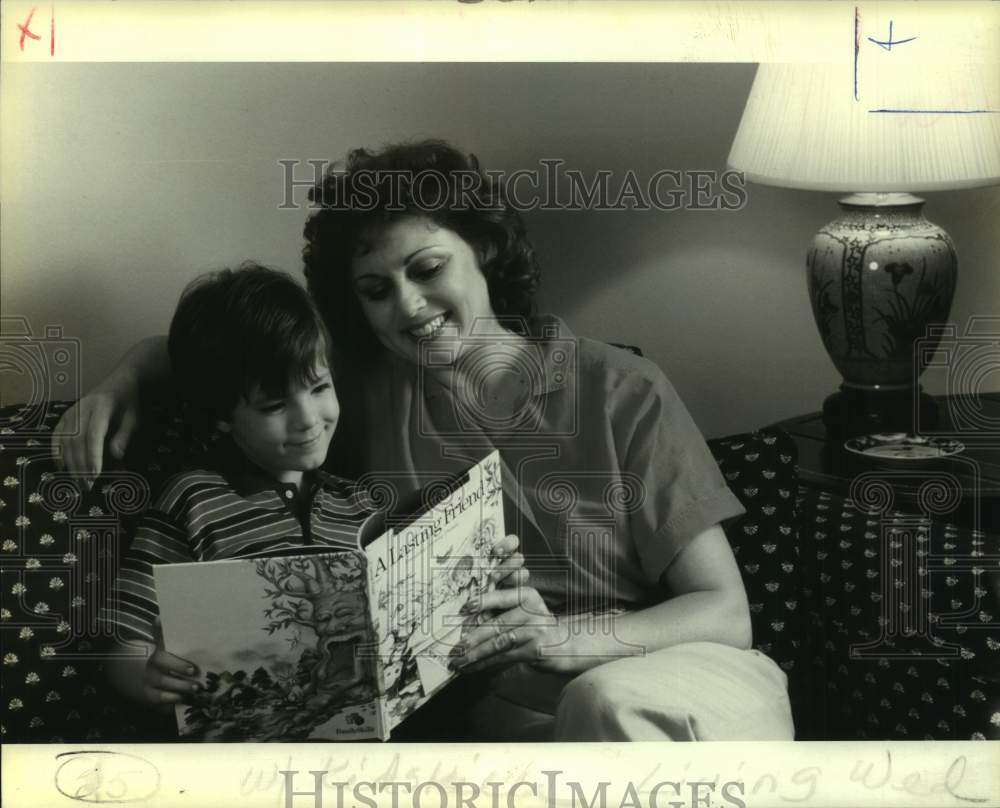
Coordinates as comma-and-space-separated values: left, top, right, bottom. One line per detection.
284, 490, 294, 500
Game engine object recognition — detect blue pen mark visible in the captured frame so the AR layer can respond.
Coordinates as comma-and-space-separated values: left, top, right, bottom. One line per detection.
857, 12, 996, 115
867, 20, 917, 51
869, 108, 1000, 114
854, 7, 860, 101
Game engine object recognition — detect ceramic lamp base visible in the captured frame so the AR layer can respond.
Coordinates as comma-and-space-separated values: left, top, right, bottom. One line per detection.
808, 193, 956, 442
822, 385, 939, 440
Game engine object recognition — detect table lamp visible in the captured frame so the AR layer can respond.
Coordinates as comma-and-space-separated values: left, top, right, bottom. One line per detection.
727, 62, 1000, 440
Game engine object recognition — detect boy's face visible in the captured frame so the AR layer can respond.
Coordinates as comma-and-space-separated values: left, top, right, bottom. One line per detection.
220, 364, 339, 485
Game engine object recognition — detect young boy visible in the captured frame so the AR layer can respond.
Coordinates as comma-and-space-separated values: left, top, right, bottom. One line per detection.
104, 263, 373, 711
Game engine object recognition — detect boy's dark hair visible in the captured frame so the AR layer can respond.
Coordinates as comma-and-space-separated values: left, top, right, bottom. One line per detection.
302, 139, 541, 363
168, 262, 331, 429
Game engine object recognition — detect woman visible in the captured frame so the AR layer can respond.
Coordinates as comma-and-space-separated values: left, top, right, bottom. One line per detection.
56, 140, 793, 742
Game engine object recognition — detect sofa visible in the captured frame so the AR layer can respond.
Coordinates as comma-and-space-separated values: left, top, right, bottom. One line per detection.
1, 398, 996, 742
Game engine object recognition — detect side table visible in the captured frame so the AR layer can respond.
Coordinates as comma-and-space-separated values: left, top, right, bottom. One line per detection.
771, 395, 999, 740
773, 393, 1000, 534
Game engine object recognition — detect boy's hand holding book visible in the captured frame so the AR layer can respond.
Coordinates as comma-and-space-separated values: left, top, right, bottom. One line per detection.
143, 646, 202, 712
109, 619, 202, 714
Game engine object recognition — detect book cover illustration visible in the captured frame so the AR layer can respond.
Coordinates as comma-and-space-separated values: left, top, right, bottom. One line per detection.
365, 453, 504, 730
153, 550, 380, 741
153, 450, 504, 741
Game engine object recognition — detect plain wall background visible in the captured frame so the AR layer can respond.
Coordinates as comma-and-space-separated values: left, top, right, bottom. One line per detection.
3, 62, 998, 437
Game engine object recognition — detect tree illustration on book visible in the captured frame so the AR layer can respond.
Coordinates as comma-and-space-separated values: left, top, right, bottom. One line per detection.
258, 554, 374, 695
180, 553, 379, 741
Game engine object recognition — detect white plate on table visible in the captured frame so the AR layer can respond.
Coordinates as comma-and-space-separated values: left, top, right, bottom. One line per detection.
844, 433, 965, 460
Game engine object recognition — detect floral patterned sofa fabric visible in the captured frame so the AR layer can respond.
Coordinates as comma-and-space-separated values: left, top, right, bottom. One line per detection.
705, 431, 804, 675
16, 399, 994, 742
1, 400, 198, 742
1, 402, 135, 741
796, 487, 999, 741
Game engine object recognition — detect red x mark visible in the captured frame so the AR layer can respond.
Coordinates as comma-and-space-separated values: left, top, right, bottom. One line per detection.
18, 7, 42, 50
17, 6, 55, 56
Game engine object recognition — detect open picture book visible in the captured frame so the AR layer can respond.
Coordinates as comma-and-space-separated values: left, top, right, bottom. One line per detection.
153, 450, 504, 741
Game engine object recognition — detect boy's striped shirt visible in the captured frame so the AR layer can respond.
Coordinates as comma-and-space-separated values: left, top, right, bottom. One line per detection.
105, 459, 372, 645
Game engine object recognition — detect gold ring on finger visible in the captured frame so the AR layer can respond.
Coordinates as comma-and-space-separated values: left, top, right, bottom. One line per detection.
508, 629, 518, 646
493, 622, 503, 637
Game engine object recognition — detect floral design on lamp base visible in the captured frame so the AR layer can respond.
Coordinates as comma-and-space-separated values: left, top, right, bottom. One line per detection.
807, 193, 957, 438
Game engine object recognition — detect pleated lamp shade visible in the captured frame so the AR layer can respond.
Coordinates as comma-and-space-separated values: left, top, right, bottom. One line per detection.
727, 63, 1000, 192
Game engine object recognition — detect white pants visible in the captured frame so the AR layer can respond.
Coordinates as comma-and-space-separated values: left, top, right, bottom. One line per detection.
454, 642, 795, 742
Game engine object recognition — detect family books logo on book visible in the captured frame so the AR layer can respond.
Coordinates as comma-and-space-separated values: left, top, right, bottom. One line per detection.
153, 451, 504, 741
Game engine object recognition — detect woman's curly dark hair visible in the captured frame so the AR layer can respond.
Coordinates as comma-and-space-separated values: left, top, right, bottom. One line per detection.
302, 140, 541, 361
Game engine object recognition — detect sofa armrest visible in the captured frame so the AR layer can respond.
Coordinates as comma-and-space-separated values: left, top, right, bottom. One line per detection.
0, 399, 189, 741
706, 428, 807, 731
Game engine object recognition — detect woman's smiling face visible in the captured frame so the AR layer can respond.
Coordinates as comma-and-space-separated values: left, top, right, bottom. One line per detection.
350, 216, 496, 366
